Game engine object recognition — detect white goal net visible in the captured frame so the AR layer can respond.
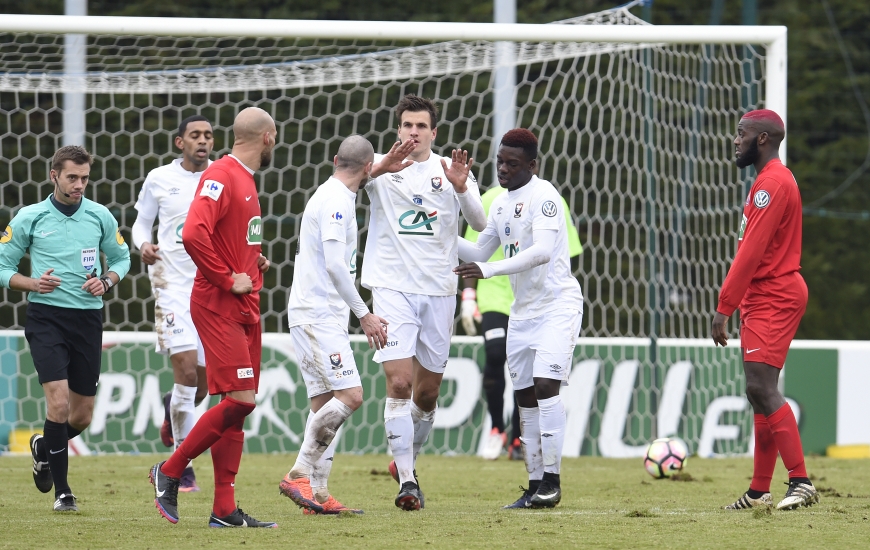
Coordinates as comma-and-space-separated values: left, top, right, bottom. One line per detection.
0, 3, 787, 456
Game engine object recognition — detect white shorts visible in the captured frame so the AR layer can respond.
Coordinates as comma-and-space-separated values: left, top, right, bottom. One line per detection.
289, 323, 361, 398
371, 287, 455, 373
506, 308, 582, 391
154, 288, 205, 366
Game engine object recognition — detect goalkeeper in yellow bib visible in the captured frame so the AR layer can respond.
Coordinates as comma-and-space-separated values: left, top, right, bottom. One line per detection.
455, 129, 583, 509
0, 146, 131, 512
363, 94, 487, 510
463, 184, 582, 461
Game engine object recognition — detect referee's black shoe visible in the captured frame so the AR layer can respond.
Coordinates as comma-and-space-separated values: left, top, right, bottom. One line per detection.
530, 473, 562, 508
30, 434, 53, 493
209, 508, 278, 528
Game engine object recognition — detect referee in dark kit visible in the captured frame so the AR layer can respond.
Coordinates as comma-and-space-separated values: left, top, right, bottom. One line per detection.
0, 145, 130, 513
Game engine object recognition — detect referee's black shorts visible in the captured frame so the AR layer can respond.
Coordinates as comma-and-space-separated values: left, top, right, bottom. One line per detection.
24, 302, 103, 397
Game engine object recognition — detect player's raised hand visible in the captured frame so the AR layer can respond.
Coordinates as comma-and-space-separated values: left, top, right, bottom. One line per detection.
370, 140, 415, 178
442, 149, 474, 193
360, 312, 389, 350
230, 271, 253, 294
711, 312, 729, 347
35, 268, 61, 294
139, 242, 162, 265
258, 254, 270, 273
454, 262, 485, 280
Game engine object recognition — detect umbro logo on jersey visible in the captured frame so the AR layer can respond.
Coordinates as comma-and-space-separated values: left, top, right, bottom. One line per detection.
753, 190, 770, 209
391, 174, 404, 183
431, 177, 443, 192
497, 207, 503, 215
169, 187, 180, 195
542, 201, 558, 217
514, 203, 524, 218
549, 364, 562, 372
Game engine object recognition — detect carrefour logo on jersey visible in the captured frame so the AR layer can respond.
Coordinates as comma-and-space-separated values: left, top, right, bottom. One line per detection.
398, 209, 438, 236
247, 216, 262, 245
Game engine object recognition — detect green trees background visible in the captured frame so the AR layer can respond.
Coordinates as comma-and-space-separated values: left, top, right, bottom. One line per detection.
0, 0, 868, 339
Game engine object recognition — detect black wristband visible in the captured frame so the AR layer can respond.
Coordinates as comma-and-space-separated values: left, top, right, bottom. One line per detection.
99, 275, 113, 292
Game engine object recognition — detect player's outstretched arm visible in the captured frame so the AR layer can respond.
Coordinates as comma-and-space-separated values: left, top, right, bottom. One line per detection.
458, 234, 500, 263
465, 227, 556, 279
370, 140, 416, 178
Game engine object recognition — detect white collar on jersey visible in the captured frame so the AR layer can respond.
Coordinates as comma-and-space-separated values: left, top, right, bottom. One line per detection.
227, 154, 256, 175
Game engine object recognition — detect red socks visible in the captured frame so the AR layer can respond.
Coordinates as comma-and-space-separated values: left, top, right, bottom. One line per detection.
211, 422, 246, 516
163, 397, 255, 479
766, 402, 808, 480
750, 414, 777, 493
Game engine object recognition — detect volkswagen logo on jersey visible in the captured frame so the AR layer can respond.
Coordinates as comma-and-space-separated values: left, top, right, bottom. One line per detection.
542, 200, 558, 217
332, 211, 343, 220
166, 312, 175, 327
329, 353, 343, 369
431, 177, 443, 192
413, 194, 423, 206
753, 190, 771, 209
514, 203, 524, 218
505, 225, 511, 236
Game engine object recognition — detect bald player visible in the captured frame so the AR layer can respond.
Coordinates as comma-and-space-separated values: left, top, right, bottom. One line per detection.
150, 107, 278, 528
280, 135, 389, 515
713, 109, 819, 512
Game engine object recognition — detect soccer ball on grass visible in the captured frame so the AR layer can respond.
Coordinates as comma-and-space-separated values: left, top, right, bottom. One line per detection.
643, 437, 689, 479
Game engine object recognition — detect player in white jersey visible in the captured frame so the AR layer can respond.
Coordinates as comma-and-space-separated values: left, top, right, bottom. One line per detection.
455, 129, 583, 509
362, 94, 487, 510
132, 115, 213, 492
279, 135, 389, 515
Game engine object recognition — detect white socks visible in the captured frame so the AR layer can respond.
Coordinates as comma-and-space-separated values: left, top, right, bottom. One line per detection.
170, 383, 196, 450
518, 405, 544, 481
292, 398, 353, 478
384, 398, 414, 484
538, 395, 566, 475
310, 407, 337, 504
411, 401, 435, 466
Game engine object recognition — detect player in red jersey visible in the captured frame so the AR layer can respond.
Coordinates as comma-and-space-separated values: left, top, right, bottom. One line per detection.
713, 109, 819, 512
149, 107, 278, 528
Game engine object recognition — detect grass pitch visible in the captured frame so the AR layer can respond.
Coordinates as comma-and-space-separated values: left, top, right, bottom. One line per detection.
2, 453, 869, 549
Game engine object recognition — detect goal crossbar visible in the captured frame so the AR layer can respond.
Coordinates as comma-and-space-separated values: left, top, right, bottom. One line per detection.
1, 14, 785, 44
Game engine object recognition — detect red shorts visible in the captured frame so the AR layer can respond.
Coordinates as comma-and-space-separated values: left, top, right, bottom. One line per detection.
739, 272, 808, 368
191, 301, 261, 395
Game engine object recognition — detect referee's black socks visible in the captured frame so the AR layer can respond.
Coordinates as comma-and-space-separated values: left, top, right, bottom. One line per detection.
43, 420, 72, 497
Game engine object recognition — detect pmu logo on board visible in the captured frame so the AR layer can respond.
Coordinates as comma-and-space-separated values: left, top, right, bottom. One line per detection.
398, 209, 438, 236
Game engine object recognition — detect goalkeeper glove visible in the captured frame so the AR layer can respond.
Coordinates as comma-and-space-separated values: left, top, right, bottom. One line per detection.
460, 287, 482, 336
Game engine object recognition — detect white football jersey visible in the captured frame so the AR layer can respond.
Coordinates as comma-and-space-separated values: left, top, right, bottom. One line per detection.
134, 158, 209, 291
362, 152, 479, 296
287, 177, 359, 327
482, 175, 583, 320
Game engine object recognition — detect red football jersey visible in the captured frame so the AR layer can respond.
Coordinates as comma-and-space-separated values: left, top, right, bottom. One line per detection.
717, 159, 803, 316
183, 155, 263, 325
